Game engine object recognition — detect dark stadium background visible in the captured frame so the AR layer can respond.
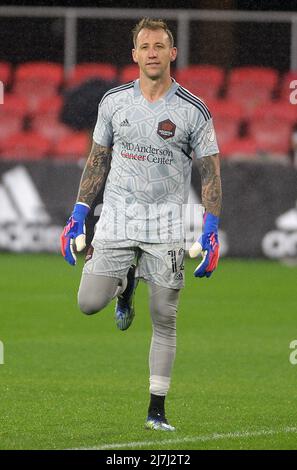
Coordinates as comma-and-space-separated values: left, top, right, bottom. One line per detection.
0, 0, 295, 69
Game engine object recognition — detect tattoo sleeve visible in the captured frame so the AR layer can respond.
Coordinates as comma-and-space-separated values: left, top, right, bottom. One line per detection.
76, 141, 111, 206
197, 153, 222, 217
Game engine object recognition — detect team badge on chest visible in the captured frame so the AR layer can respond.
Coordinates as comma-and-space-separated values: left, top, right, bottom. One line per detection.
157, 119, 176, 140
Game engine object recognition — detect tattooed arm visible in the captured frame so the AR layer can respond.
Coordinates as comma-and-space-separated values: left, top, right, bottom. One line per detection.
60, 141, 111, 265
196, 153, 222, 217
76, 141, 111, 206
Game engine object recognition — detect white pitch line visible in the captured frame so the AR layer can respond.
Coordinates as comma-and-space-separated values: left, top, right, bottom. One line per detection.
70, 426, 297, 450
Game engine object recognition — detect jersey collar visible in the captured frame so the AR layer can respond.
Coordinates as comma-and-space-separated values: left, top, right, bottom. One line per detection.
133, 78, 179, 103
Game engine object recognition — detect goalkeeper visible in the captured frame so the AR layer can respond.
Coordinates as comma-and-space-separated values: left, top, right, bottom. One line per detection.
61, 17, 222, 432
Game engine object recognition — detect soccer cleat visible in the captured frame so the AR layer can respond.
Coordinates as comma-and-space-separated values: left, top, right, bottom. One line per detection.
145, 413, 176, 432
115, 265, 138, 331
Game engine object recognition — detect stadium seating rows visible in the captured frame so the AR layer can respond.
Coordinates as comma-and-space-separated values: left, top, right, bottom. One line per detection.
0, 61, 296, 161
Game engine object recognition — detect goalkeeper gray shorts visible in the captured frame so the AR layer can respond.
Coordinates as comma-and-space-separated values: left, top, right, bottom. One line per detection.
83, 239, 185, 289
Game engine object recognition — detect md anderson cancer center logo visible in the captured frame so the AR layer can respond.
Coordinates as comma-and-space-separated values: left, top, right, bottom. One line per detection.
121, 142, 174, 165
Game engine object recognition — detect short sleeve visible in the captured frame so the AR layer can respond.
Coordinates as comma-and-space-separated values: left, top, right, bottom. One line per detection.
190, 111, 219, 159
93, 96, 113, 147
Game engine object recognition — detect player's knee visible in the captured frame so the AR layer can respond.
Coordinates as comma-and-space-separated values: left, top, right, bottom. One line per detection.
78, 298, 97, 315
78, 293, 109, 315
150, 299, 177, 330
78, 274, 119, 315
79, 301, 98, 315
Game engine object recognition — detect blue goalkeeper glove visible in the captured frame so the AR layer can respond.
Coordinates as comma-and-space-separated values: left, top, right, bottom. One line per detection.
189, 212, 220, 278
60, 202, 90, 266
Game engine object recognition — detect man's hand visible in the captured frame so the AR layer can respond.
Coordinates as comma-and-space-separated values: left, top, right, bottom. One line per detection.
189, 212, 220, 278
60, 203, 90, 266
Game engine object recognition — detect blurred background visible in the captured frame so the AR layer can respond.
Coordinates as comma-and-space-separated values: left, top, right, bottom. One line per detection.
0, 0, 297, 260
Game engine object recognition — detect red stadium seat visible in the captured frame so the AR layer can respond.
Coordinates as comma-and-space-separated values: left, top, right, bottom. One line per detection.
279, 70, 297, 101
227, 66, 279, 115
215, 120, 240, 146
31, 115, 73, 144
175, 65, 225, 101
31, 95, 63, 119
220, 137, 258, 159
0, 115, 23, 140
14, 89, 61, 115
0, 94, 28, 139
211, 99, 243, 121
0, 131, 51, 160
28, 97, 67, 147
15, 62, 63, 86
0, 93, 29, 119
118, 64, 139, 83
249, 100, 297, 125
211, 100, 244, 145
52, 132, 89, 160
66, 63, 117, 88
0, 62, 12, 87
248, 118, 292, 155
14, 62, 64, 112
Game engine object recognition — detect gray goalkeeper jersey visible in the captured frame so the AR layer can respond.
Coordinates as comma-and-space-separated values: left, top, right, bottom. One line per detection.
93, 78, 219, 243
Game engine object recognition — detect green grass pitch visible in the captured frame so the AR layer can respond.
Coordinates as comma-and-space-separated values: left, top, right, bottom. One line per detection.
0, 253, 297, 450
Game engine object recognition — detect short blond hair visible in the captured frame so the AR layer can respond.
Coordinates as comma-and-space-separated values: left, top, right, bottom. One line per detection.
132, 17, 174, 48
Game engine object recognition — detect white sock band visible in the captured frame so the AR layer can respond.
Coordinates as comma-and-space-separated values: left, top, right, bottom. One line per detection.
149, 375, 171, 396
